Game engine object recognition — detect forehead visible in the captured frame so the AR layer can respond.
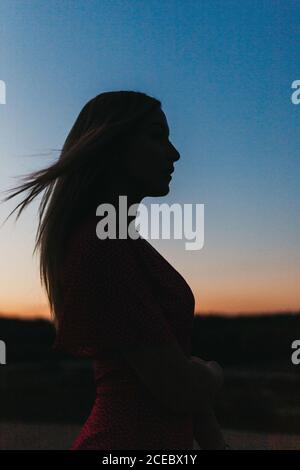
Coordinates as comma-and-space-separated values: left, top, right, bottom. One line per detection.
143, 107, 169, 128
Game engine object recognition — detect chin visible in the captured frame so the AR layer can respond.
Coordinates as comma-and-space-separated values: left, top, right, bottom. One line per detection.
150, 183, 170, 197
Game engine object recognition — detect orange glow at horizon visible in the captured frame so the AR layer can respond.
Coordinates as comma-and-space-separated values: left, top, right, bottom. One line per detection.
1, 222, 299, 320
1, 286, 299, 321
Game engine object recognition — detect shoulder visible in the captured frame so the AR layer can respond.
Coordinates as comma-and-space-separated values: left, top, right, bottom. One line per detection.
62, 215, 141, 279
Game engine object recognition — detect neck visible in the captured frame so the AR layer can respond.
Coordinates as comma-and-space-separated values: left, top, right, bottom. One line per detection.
97, 191, 144, 238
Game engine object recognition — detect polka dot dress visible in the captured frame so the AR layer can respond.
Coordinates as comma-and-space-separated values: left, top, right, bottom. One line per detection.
53, 213, 196, 450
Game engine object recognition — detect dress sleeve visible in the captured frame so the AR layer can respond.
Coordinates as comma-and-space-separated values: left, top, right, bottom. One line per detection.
53, 231, 176, 358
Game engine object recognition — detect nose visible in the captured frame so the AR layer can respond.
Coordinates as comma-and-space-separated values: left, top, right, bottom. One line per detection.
169, 143, 180, 163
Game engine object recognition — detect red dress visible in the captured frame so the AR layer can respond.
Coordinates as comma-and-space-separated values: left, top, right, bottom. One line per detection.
53, 213, 196, 450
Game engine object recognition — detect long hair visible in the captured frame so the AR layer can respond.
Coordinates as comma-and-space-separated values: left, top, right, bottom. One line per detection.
1, 90, 161, 327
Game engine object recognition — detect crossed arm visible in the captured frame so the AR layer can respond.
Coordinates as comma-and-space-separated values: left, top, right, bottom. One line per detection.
189, 356, 226, 450
193, 408, 226, 450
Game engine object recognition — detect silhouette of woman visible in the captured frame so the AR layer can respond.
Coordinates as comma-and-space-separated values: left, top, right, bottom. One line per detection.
1, 91, 226, 450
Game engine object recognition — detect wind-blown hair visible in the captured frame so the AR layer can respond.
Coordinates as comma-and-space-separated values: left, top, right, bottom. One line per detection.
1, 90, 161, 326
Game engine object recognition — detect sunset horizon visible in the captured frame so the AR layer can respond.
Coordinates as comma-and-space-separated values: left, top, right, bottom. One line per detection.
1, 0, 299, 324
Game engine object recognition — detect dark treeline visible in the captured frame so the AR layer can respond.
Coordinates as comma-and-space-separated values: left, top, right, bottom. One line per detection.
0, 312, 299, 368
0, 313, 299, 430
191, 312, 300, 368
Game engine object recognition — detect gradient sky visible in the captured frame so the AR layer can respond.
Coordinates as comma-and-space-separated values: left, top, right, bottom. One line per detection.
0, 0, 299, 319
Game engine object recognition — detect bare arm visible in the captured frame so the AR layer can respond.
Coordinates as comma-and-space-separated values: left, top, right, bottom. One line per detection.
122, 340, 220, 415
190, 356, 226, 449
193, 408, 226, 450
123, 343, 226, 448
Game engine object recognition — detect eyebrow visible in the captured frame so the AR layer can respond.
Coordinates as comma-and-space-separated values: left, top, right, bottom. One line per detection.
151, 122, 170, 135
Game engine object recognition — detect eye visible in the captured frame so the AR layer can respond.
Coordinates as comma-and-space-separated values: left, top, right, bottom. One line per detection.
151, 131, 168, 141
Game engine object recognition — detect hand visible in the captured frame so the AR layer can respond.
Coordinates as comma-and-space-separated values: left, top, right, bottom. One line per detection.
193, 407, 226, 450
205, 360, 224, 391
190, 356, 224, 399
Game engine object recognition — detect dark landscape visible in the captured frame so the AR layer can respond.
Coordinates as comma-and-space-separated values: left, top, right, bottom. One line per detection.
0, 312, 299, 449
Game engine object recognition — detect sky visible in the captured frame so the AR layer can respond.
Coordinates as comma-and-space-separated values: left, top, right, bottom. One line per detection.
0, 0, 299, 319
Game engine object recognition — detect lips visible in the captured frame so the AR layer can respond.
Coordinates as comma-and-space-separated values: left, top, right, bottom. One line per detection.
163, 172, 172, 181
164, 167, 174, 176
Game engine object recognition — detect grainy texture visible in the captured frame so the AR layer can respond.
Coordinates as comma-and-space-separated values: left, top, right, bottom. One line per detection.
1, 423, 299, 450
53, 213, 196, 450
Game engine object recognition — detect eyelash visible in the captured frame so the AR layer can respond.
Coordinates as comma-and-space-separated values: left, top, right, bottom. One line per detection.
152, 132, 168, 140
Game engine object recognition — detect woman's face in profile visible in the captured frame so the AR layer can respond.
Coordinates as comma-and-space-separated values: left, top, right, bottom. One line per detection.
122, 108, 181, 197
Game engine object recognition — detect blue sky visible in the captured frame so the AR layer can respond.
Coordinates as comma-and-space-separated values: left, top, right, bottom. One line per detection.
0, 0, 299, 317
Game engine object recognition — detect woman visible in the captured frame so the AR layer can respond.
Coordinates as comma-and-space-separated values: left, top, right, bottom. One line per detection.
2, 90, 226, 450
